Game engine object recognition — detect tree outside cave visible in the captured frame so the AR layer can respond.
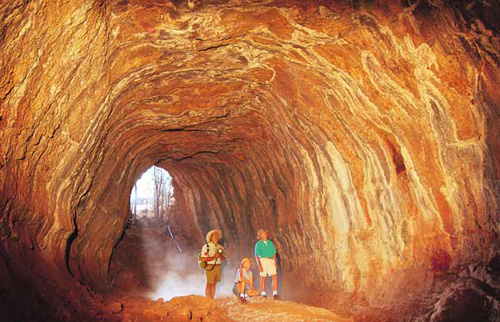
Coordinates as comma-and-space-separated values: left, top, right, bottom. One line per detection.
130, 166, 174, 225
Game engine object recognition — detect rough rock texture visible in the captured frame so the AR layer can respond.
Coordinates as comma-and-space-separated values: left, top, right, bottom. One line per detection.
0, 0, 499, 320
421, 256, 500, 322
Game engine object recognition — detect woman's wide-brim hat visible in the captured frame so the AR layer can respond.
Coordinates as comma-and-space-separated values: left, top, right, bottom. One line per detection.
206, 229, 222, 243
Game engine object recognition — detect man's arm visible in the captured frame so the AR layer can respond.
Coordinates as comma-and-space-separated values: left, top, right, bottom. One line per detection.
255, 242, 263, 272
200, 245, 220, 262
256, 256, 263, 272
201, 253, 220, 262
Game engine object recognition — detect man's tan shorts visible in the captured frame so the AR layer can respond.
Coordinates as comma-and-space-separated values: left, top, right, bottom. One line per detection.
259, 258, 277, 277
206, 265, 221, 284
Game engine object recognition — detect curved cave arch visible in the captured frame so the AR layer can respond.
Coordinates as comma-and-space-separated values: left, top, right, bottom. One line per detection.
0, 0, 499, 320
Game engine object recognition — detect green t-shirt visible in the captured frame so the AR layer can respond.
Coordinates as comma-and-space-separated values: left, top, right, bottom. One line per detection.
255, 239, 277, 258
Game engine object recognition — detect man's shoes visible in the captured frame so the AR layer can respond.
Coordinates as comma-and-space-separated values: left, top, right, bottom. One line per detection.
273, 294, 281, 300
239, 297, 249, 304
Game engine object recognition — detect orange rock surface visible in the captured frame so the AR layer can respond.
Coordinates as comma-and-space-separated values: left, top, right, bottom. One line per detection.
0, 0, 499, 320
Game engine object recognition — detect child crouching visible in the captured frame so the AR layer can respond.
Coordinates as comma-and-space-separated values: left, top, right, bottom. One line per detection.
232, 258, 258, 303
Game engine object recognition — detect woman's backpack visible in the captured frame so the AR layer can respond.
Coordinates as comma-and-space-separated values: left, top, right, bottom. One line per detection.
198, 244, 216, 271
198, 245, 208, 269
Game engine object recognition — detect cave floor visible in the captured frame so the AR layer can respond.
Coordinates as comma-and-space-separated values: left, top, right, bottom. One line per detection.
217, 296, 352, 322
98, 293, 353, 322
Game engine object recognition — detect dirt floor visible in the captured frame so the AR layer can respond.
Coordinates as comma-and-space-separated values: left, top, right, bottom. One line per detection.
99, 293, 353, 322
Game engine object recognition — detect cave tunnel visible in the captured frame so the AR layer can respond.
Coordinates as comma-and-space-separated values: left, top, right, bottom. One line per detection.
0, 0, 499, 321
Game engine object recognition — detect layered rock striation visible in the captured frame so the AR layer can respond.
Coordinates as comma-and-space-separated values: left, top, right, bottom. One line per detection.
1, 0, 499, 319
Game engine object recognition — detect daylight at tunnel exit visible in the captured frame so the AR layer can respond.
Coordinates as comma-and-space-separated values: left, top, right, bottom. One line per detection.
0, 0, 499, 321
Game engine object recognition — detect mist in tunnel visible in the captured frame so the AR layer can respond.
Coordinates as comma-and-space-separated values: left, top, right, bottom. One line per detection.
125, 165, 207, 301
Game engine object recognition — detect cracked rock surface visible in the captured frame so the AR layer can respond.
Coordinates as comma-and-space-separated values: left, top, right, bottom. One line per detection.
0, 0, 499, 320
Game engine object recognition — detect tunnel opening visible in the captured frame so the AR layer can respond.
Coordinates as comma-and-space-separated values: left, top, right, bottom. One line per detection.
130, 165, 175, 228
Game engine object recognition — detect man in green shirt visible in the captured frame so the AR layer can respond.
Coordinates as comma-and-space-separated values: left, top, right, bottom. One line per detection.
254, 229, 280, 300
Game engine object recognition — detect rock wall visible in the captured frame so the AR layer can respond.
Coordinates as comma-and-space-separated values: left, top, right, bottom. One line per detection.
0, 0, 499, 318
